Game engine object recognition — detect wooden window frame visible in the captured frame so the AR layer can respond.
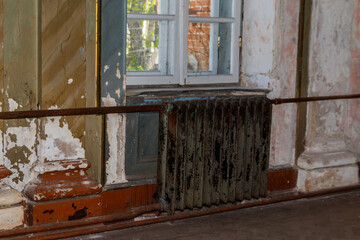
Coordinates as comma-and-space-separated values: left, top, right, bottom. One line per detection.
126, 0, 242, 86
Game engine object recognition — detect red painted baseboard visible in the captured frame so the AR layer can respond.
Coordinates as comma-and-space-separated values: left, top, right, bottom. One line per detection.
268, 167, 298, 192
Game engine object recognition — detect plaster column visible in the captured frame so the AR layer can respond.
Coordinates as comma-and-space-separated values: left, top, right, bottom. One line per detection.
0, 166, 23, 230
21, 1, 103, 225
297, 0, 359, 192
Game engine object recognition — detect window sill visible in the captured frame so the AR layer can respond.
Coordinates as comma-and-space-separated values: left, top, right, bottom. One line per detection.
126, 86, 271, 98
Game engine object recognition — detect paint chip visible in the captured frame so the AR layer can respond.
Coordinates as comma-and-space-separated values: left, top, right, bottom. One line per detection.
8, 98, 19, 111
115, 88, 121, 99
102, 93, 117, 107
116, 68, 121, 79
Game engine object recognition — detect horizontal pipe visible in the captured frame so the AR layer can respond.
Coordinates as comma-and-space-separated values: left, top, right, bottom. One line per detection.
6, 184, 360, 239
0, 105, 164, 120
0, 203, 165, 238
0, 94, 358, 119
271, 93, 360, 105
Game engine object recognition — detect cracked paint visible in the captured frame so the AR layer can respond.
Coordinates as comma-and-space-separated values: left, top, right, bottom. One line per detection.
39, 116, 85, 162
0, 130, 3, 166
242, 0, 299, 167
104, 65, 110, 73
115, 88, 121, 99
3, 119, 38, 191
8, 98, 19, 111
116, 68, 121, 79
102, 94, 127, 184
34, 161, 87, 175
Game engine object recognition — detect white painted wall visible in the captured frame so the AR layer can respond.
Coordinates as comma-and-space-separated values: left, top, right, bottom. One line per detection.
242, 0, 300, 167
306, 0, 356, 153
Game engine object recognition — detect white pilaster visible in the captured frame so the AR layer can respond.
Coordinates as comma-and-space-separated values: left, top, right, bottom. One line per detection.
296, 0, 359, 192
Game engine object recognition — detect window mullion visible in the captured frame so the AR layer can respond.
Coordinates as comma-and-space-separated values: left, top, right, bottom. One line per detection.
231, 0, 242, 81
188, 17, 234, 23
127, 13, 175, 21
179, 0, 189, 86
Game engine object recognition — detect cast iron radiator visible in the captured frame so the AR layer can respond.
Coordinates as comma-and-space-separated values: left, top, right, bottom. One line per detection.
157, 96, 272, 214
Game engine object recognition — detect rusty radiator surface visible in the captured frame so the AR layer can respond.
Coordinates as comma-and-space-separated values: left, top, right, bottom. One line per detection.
157, 96, 272, 214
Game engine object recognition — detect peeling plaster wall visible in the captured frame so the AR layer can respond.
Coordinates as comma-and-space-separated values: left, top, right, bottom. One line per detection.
102, 94, 127, 185
306, 0, 354, 152
0, 129, 3, 166
242, 0, 275, 87
1, 0, 40, 192
3, 119, 38, 191
348, 0, 360, 155
100, 0, 127, 185
38, 116, 85, 162
39, 1, 87, 165
0, 1, 3, 167
0, 0, 89, 191
42, 0, 87, 145
242, 0, 299, 167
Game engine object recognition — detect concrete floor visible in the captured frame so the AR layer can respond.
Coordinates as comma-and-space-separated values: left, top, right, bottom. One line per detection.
69, 190, 360, 240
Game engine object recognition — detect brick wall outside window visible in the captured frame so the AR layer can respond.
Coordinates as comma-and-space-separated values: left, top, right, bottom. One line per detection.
188, 0, 211, 72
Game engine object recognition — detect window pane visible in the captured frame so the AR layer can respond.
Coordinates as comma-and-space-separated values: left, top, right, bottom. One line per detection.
127, 20, 171, 73
127, 0, 175, 15
187, 22, 232, 74
188, 22, 211, 72
189, 0, 233, 18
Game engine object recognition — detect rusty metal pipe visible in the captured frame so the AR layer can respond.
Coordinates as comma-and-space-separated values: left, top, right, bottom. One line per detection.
0, 105, 164, 120
0, 203, 166, 239
4, 185, 360, 239
271, 93, 360, 105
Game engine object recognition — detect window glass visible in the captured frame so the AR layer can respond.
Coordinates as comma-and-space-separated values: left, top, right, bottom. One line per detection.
127, 0, 175, 15
188, 22, 232, 74
126, 20, 172, 74
189, 0, 233, 18
127, 20, 160, 72
125, 0, 239, 84
187, 22, 211, 72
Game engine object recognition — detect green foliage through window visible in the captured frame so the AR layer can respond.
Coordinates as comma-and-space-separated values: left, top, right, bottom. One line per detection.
127, 0, 160, 72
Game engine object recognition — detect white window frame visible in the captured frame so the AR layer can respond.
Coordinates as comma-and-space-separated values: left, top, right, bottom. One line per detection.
126, 0, 242, 86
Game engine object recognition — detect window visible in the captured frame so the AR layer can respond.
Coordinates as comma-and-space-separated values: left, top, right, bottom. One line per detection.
126, 0, 242, 86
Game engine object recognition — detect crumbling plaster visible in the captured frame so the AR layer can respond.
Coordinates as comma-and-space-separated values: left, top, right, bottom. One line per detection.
305, 0, 353, 151
102, 94, 127, 185
2, 111, 86, 191
242, 0, 300, 167
305, 0, 356, 153
347, 0, 360, 155
296, 0, 360, 191
3, 119, 38, 191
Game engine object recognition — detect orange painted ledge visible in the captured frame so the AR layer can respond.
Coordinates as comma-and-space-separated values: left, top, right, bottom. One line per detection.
26, 184, 157, 226
24, 159, 102, 202
21, 164, 298, 227
0, 165, 12, 180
